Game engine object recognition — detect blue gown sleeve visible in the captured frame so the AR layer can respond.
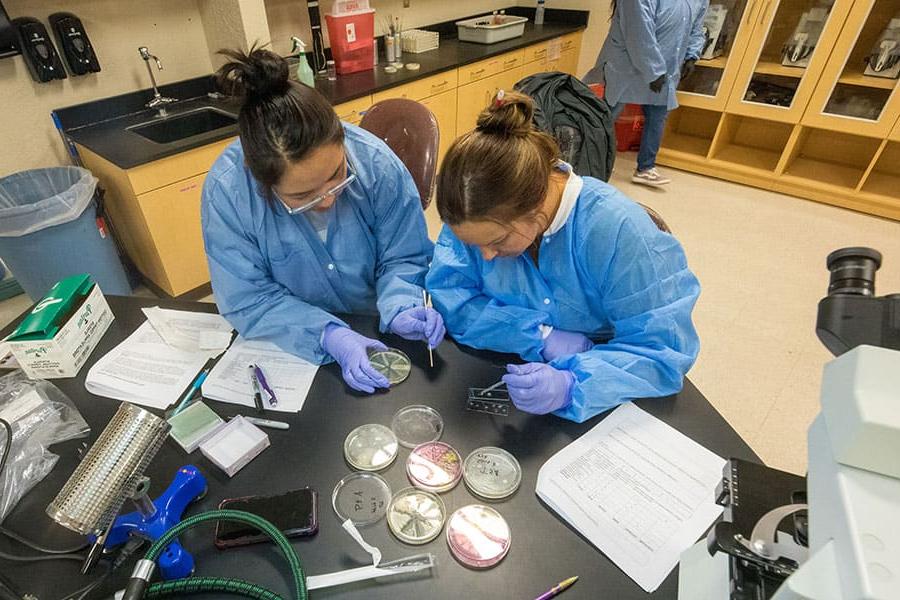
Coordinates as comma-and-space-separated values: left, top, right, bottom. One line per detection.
426, 227, 549, 362
202, 180, 347, 364
686, 2, 708, 61
618, 0, 668, 83
550, 206, 701, 423
371, 153, 434, 332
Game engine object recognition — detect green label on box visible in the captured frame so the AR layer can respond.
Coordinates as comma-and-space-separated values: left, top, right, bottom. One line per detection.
9, 274, 94, 341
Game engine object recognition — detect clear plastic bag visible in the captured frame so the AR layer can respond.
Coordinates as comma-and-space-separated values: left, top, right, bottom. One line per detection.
0, 370, 90, 522
0, 166, 97, 238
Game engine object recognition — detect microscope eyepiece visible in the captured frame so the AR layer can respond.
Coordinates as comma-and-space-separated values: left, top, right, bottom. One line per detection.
826, 247, 882, 297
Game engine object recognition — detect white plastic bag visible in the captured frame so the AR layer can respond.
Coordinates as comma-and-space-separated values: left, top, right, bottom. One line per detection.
0, 371, 90, 522
0, 167, 97, 238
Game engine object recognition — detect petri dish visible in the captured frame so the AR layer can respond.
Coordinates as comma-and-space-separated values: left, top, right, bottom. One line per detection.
343, 423, 399, 472
391, 405, 444, 449
368, 348, 411, 385
406, 441, 462, 493
463, 447, 522, 500
332, 472, 392, 526
446, 504, 511, 569
387, 487, 446, 545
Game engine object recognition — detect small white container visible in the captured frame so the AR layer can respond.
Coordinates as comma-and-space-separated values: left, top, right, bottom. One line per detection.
456, 14, 528, 45
401, 29, 440, 54
199, 416, 269, 477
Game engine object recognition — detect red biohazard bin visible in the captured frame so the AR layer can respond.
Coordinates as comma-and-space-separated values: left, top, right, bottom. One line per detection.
589, 83, 644, 152
325, 9, 375, 75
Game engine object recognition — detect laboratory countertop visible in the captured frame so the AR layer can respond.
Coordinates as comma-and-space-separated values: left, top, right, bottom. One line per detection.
54, 12, 586, 171
0, 295, 759, 600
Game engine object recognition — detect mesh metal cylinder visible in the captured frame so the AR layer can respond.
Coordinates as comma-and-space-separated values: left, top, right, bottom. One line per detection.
47, 402, 170, 535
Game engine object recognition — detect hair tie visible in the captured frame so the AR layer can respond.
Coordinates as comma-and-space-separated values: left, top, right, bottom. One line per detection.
493, 89, 505, 108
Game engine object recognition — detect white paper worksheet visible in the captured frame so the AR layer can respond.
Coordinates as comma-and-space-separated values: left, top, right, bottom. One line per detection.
85, 321, 211, 409
201, 336, 319, 413
536, 402, 726, 593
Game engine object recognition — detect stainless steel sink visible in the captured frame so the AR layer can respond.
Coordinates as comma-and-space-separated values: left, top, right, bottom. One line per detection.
127, 107, 237, 144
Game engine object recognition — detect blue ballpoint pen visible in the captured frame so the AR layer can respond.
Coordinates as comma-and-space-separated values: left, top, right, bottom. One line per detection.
253, 364, 278, 407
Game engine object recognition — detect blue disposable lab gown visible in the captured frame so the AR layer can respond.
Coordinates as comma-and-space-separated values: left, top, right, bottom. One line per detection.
426, 177, 701, 423
202, 124, 433, 364
586, 0, 708, 110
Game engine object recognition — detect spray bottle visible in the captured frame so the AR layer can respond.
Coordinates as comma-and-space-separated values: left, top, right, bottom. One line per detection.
291, 36, 316, 87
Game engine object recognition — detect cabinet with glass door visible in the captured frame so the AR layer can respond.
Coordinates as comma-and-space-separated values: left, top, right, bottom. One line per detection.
726, 0, 854, 123
803, 0, 900, 137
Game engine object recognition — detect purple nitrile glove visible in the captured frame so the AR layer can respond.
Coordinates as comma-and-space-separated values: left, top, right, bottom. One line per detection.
502, 363, 575, 415
322, 324, 390, 393
541, 329, 592, 361
389, 306, 446, 348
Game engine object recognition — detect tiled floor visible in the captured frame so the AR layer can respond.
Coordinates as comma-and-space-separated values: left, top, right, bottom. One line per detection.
3, 154, 899, 475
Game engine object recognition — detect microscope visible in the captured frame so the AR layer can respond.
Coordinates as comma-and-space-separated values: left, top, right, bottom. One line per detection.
679, 247, 900, 600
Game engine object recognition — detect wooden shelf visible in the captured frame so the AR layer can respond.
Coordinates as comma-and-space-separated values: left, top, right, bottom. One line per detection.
714, 144, 782, 172
662, 132, 712, 158
697, 56, 728, 69
784, 158, 864, 189
861, 171, 900, 198
837, 70, 897, 91
753, 61, 806, 79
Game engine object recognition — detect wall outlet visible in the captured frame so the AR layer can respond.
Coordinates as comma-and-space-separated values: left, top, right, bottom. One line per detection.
403, 0, 410, 7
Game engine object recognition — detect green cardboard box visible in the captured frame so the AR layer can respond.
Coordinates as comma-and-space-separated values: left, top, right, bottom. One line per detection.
6, 274, 113, 379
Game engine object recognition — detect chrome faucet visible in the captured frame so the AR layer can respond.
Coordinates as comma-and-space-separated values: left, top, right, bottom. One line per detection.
138, 46, 177, 109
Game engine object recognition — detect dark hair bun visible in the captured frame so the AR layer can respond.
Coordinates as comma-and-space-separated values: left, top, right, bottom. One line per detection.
475, 90, 535, 137
216, 46, 290, 101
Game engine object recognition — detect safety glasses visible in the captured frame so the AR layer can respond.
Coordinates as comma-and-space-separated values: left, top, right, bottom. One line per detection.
275, 155, 357, 215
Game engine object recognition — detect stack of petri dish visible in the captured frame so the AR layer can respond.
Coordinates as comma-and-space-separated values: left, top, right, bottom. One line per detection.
462, 446, 522, 501
446, 504, 511, 569
406, 441, 463, 493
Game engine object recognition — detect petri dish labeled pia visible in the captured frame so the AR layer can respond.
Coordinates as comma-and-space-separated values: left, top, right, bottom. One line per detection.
387, 487, 446, 545
446, 504, 511, 569
406, 441, 462, 493
332, 472, 392, 526
463, 446, 522, 500
368, 348, 411, 385
343, 423, 399, 472
391, 405, 444, 449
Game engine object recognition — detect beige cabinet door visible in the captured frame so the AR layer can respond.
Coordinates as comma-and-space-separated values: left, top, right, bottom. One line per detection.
137, 173, 210, 296
419, 89, 458, 165
802, 0, 900, 138
725, 0, 855, 124
334, 95, 373, 125
456, 66, 525, 136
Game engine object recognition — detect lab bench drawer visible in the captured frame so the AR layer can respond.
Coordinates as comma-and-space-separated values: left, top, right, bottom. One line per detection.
373, 70, 459, 103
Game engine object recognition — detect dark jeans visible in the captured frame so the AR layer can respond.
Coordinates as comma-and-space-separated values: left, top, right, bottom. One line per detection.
610, 103, 670, 171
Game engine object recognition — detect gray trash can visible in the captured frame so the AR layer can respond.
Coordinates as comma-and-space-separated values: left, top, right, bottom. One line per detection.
0, 167, 131, 301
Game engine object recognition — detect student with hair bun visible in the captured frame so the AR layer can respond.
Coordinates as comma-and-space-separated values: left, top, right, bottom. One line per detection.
202, 47, 444, 394
426, 90, 700, 422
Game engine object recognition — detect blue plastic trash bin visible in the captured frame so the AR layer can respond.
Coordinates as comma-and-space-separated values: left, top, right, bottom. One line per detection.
0, 166, 131, 301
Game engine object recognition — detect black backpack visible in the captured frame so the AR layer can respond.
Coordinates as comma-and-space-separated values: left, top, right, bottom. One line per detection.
515, 72, 616, 182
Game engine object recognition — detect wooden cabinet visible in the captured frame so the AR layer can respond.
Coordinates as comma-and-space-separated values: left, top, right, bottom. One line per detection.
333, 95, 372, 125
458, 49, 525, 85
726, 0, 854, 123
373, 71, 458, 103
76, 138, 234, 297
419, 89, 457, 164
803, 0, 900, 137
456, 66, 525, 135
660, 1, 900, 221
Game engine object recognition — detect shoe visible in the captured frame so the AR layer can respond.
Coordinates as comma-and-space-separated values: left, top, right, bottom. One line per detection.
632, 167, 671, 186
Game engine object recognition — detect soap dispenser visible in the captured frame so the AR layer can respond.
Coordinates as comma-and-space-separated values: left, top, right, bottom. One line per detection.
291, 36, 315, 87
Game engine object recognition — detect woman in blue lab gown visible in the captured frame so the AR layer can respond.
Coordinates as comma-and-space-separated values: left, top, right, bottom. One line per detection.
586, 0, 708, 186
202, 48, 444, 394
426, 91, 700, 423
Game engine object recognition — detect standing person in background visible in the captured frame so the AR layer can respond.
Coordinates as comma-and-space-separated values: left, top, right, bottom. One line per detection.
586, 0, 708, 187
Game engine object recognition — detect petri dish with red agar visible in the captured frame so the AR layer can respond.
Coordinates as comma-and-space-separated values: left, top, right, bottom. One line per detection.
446, 504, 511, 569
406, 441, 463, 493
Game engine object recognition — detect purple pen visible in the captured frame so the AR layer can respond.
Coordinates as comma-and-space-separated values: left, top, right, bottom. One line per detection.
253, 364, 278, 407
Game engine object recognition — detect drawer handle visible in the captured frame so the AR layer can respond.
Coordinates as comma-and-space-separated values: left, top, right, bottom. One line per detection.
431, 81, 449, 91
534, 49, 547, 57
503, 59, 518, 67
471, 68, 486, 77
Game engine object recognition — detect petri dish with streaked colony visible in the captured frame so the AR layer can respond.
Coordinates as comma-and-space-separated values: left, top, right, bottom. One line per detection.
343, 424, 399, 472
332, 472, 392, 526
446, 504, 511, 569
391, 405, 444, 449
368, 348, 411, 385
407, 441, 462, 493
387, 487, 446, 545
463, 447, 522, 500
